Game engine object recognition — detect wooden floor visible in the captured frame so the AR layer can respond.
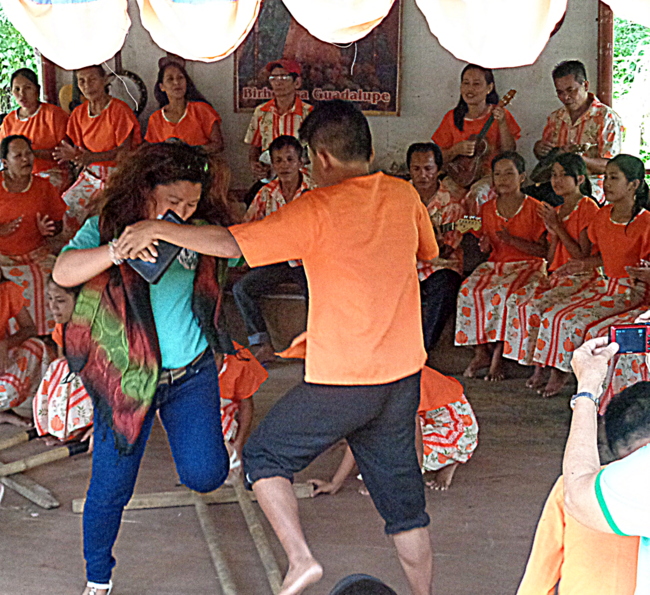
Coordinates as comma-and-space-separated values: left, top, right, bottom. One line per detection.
0, 338, 576, 595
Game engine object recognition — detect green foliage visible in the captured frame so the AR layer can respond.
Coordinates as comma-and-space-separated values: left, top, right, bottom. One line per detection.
0, 7, 38, 113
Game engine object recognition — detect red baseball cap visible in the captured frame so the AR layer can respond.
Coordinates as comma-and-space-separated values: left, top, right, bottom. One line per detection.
266, 59, 302, 76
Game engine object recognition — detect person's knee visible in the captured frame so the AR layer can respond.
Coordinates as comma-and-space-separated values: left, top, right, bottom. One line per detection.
180, 462, 229, 493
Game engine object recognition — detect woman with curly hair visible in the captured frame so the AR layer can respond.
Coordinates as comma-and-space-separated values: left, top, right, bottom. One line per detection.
53, 142, 232, 595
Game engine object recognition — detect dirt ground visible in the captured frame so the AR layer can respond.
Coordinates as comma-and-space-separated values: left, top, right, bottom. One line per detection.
0, 329, 579, 595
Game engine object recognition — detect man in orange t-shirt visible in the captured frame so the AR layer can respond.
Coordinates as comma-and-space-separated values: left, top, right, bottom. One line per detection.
116, 100, 438, 595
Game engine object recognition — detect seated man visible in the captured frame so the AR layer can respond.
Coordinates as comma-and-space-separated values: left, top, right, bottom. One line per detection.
563, 337, 650, 595
533, 60, 623, 205
517, 381, 644, 594
233, 135, 311, 364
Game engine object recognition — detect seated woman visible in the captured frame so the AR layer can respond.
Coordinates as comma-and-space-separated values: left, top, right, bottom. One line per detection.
0, 271, 52, 426
455, 152, 547, 381
0, 135, 67, 334
0, 68, 70, 190
432, 64, 520, 216
503, 154, 600, 397
33, 276, 93, 443
53, 65, 141, 237
528, 154, 650, 396
408, 142, 467, 352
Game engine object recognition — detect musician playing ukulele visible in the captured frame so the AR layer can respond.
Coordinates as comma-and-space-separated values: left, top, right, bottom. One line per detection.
432, 64, 521, 216
408, 142, 468, 352
533, 60, 623, 206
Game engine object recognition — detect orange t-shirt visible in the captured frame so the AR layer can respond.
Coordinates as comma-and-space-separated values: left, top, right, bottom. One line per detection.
481, 196, 546, 263
230, 172, 438, 386
67, 98, 141, 166
145, 101, 221, 146
432, 107, 521, 178
219, 342, 268, 402
0, 174, 67, 256
516, 475, 638, 595
0, 103, 69, 174
549, 196, 599, 272
418, 365, 465, 412
52, 322, 64, 348
588, 206, 650, 278
0, 281, 26, 340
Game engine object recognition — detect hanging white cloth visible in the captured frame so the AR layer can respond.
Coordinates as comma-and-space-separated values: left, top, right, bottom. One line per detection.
137, 0, 262, 62
602, 0, 650, 28
414, 0, 568, 68
280, 0, 396, 44
0, 0, 130, 70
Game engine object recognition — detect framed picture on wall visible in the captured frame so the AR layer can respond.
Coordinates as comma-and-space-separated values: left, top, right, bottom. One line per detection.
234, 0, 402, 116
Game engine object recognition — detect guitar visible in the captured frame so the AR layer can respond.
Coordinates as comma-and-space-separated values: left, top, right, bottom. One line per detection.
529, 143, 594, 184
446, 89, 517, 189
437, 216, 482, 235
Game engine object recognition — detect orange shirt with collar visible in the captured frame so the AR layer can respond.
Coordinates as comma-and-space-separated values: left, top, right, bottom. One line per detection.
549, 196, 599, 272
230, 172, 438, 386
145, 101, 221, 146
244, 97, 312, 151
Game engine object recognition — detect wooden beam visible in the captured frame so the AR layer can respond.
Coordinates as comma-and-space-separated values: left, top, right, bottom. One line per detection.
0, 473, 59, 509
0, 428, 37, 452
598, 1, 614, 106
0, 441, 89, 477
72, 482, 314, 514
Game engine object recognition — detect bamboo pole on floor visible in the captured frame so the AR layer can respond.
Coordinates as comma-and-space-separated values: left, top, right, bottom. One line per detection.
0, 441, 89, 477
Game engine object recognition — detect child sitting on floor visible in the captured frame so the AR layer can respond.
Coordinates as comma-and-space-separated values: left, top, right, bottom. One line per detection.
455, 151, 548, 381
33, 276, 93, 443
0, 272, 52, 426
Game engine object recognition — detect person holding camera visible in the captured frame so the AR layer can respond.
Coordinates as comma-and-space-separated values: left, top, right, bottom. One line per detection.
563, 337, 650, 595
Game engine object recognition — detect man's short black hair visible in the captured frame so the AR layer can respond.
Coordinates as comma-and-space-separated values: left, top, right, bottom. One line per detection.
269, 135, 304, 160
605, 381, 650, 458
406, 142, 443, 170
552, 60, 588, 84
299, 99, 372, 163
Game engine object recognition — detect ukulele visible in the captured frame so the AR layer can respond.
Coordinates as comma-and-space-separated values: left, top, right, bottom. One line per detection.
438, 215, 482, 235
529, 143, 594, 184
446, 89, 517, 189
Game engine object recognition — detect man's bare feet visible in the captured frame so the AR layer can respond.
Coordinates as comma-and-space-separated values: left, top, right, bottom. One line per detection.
526, 365, 546, 389
426, 462, 459, 491
0, 410, 32, 427
463, 346, 491, 378
251, 343, 276, 365
484, 342, 505, 381
279, 558, 323, 595
539, 368, 569, 398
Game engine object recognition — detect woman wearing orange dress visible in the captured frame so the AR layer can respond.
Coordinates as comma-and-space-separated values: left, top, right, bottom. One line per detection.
0, 68, 69, 190
432, 64, 520, 215
53, 65, 141, 237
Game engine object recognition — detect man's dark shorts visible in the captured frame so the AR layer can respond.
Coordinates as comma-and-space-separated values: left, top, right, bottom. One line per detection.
242, 371, 429, 535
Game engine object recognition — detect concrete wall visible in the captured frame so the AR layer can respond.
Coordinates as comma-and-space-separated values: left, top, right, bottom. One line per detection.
58, 0, 599, 189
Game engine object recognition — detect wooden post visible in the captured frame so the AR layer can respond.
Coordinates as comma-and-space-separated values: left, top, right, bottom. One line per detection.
598, 1, 614, 106
0, 473, 59, 509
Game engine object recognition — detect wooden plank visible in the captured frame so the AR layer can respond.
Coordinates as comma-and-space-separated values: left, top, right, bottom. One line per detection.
72, 482, 314, 514
0, 441, 89, 477
0, 474, 60, 509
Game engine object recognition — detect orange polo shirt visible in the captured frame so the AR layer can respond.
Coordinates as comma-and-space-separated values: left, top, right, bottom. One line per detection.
481, 196, 546, 264
67, 98, 141, 166
0, 282, 26, 340
145, 101, 221, 146
517, 475, 638, 595
549, 196, 599, 272
230, 172, 438, 385
0, 174, 66, 256
0, 103, 68, 174
588, 206, 650, 279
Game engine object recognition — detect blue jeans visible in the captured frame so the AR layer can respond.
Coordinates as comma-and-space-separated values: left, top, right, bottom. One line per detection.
83, 352, 229, 583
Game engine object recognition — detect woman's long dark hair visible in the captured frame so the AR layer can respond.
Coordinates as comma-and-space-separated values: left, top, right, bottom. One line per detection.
607, 154, 650, 225
98, 143, 230, 243
554, 153, 592, 198
10, 68, 40, 90
453, 64, 499, 132
154, 62, 211, 109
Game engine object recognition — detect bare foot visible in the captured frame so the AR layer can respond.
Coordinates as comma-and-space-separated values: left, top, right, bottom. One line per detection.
484, 343, 505, 381
279, 558, 323, 595
463, 346, 491, 378
0, 410, 32, 427
251, 343, 276, 365
526, 365, 545, 389
426, 462, 460, 491
539, 368, 569, 398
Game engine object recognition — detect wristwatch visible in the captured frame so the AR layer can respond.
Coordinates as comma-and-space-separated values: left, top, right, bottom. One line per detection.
570, 391, 600, 410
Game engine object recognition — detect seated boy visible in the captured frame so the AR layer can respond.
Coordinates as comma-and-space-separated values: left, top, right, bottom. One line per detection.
233, 135, 312, 364
516, 382, 647, 594
115, 99, 438, 595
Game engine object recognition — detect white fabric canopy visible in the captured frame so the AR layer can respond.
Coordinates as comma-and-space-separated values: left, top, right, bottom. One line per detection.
281, 0, 396, 44
602, 0, 650, 28
137, 0, 262, 63
0, 0, 130, 70
414, 0, 568, 68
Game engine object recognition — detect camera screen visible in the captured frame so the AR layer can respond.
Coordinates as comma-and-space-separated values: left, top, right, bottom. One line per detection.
614, 327, 648, 354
